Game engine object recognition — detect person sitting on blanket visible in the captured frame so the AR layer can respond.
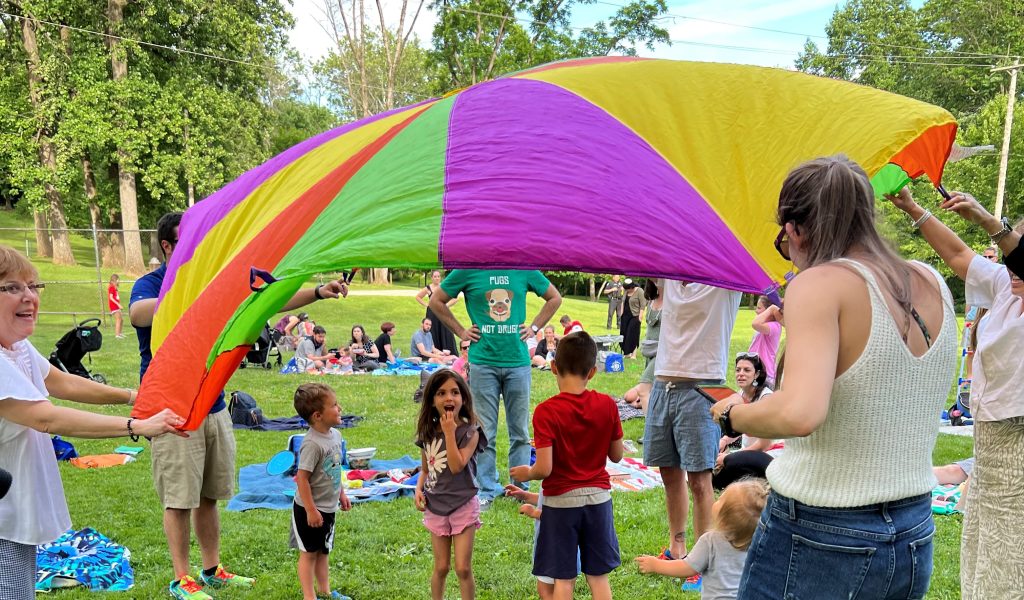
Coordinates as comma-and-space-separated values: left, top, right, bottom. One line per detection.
295, 326, 334, 372
290, 383, 352, 600
712, 353, 782, 490
410, 318, 456, 364
934, 457, 974, 513
635, 478, 770, 598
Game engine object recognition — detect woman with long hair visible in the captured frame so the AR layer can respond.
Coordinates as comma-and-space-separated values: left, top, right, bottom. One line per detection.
710, 156, 957, 599
349, 325, 381, 372
712, 353, 777, 490
887, 187, 1023, 599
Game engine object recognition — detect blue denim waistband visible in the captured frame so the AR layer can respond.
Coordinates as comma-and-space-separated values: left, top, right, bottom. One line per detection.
657, 379, 724, 389
772, 490, 931, 518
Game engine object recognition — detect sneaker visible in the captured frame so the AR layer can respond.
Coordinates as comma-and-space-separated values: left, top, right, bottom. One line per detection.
198, 564, 254, 589
327, 592, 352, 600
681, 574, 702, 592
169, 576, 212, 600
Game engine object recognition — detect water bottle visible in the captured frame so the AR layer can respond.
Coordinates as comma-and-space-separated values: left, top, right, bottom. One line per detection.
341, 438, 348, 468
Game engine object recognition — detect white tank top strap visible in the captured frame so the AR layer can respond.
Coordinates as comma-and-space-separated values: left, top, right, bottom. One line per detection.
827, 258, 887, 306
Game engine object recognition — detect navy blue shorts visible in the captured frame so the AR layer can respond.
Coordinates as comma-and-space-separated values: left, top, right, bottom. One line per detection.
533, 500, 620, 579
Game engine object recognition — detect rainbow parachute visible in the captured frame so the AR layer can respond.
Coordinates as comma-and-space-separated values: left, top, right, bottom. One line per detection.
134, 57, 956, 427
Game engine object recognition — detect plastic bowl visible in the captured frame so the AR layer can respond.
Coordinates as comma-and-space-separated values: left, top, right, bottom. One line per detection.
347, 447, 376, 469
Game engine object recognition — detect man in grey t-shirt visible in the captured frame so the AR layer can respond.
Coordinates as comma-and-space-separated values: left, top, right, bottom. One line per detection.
411, 318, 454, 364
295, 326, 333, 372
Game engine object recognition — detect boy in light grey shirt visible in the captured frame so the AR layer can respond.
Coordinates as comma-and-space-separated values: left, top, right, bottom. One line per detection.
290, 383, 352, 600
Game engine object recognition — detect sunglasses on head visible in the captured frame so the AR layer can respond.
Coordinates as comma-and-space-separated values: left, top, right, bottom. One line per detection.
736, 351, 760, 360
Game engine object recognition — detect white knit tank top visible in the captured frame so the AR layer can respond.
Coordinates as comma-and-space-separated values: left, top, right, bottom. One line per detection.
766, 259, 958, 507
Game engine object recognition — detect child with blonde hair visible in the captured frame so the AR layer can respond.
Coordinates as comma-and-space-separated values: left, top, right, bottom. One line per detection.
636, 478, 769, 599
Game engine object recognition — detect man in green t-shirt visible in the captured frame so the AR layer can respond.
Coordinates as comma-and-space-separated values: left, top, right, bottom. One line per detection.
429, 270, 561, 502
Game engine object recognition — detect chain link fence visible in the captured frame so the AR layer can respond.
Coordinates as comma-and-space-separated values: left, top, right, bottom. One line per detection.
1, 226, 161, 328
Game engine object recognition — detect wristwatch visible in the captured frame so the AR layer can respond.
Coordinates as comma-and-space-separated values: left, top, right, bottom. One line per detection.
720, 404, 740, 438
530, 324, 540, 334
989, 217, 1012, 244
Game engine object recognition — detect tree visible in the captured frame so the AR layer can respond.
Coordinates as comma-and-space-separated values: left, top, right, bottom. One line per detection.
318, 0, 432, 284
429, 0, 670, 91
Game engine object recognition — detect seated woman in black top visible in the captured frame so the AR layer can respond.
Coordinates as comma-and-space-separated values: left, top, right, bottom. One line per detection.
530, 325, 558, 369
349, 325, 381, 371
374, 322, 397, 364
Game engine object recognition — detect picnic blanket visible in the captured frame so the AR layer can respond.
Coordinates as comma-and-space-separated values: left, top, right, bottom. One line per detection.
371, 361, 442, 377
227, 454, 419, 511
615, 398, 645, 422
932, 483, 964, 515
232, 414, 363, 431
36, 528, 134, 592
607, 457, 663, 492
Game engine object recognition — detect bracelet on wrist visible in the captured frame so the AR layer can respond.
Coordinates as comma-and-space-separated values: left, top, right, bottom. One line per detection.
912, 210, 933, 229
313, 285, 325, 300
126, 417, 140, 442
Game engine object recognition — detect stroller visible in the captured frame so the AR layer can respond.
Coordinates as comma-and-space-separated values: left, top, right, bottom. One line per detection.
49, 318, 106, 384
239, 323, 283, 369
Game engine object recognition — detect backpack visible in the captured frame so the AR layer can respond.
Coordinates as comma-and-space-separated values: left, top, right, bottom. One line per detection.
229, 391, 264, 427
51, 436, 78, 461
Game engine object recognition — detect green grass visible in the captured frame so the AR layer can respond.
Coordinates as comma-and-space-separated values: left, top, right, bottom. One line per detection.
14, 248, 971, 599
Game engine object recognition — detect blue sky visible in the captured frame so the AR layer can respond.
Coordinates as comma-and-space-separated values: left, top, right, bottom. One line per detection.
288, 0, 843, 70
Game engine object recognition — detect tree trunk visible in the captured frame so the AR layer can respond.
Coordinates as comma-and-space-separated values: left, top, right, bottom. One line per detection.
98, 208, 126, 268
21, 14, 75, 265
588, 275, 596, 301
370, 268, 390, 285
106, 0, 145, 274
33, 210, 52, 258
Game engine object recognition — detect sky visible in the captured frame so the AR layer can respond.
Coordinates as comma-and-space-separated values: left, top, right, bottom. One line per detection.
287, 0, 842, 71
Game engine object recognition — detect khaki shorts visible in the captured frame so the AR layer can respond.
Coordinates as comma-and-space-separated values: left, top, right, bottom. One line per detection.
151, 409, 236, 509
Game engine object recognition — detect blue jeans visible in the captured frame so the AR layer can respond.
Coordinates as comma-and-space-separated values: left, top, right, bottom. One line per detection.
739, 491, 935, 600
469, 364, 532, 500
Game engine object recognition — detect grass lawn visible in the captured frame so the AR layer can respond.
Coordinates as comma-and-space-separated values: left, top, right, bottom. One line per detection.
15, 250, 972, 599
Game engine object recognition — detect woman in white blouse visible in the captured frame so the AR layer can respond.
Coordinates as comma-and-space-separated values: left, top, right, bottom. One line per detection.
888, 188, 1023, 599
0, 245, 184, 599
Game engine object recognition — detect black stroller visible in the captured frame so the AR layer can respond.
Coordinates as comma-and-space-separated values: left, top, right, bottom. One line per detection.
49, 318, 106, 384
239, 323, 283, 369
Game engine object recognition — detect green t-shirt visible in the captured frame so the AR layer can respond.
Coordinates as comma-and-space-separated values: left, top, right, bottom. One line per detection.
440, 270, 552, 367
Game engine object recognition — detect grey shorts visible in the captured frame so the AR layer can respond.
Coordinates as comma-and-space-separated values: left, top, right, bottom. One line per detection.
956, 456, 976, 476
642, 380, 720, 471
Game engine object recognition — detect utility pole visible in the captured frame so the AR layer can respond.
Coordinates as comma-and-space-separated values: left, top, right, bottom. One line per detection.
992, 62, 1022, 219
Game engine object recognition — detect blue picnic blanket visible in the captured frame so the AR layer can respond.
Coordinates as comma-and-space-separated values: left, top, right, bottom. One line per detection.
371, 361, 442, 376
227, 454, 419, 512
36, 528, 133, 592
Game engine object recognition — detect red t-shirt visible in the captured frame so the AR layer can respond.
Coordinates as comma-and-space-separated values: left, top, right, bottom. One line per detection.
107, 284, 121, 311
562, 321, 583, 335
532, 389, 623, 497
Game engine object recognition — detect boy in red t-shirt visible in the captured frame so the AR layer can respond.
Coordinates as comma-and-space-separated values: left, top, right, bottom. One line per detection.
510, 331, 624, 600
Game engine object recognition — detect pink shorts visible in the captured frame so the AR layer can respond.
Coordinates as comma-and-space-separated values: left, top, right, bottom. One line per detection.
423, 496, 482, 537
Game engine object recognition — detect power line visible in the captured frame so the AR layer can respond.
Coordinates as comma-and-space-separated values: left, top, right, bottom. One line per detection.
1, 11, 264, 68
449, 6, 998, 69
587, 0, 1013, 60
